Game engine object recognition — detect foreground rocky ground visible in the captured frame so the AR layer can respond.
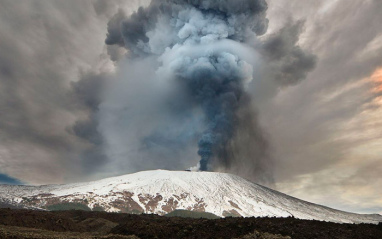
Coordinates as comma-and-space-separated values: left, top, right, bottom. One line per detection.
0, 209, 381, 239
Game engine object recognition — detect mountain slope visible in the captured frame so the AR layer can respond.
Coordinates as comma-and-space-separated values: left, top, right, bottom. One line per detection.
0, 170, 381, 224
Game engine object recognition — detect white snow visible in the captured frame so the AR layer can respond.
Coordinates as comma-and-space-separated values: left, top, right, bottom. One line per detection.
0, 170, 381, 224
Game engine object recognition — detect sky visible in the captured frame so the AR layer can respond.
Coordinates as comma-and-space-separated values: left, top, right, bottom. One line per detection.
0, 0, 381, 215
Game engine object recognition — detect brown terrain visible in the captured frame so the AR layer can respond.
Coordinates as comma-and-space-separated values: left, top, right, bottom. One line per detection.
12, 191, 208, 215
0, 208, 381, 239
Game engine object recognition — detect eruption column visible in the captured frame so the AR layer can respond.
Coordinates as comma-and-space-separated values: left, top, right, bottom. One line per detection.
105, 0, 270, 171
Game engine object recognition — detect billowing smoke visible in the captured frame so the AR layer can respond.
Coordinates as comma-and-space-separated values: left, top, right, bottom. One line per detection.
101, 0, 315, 183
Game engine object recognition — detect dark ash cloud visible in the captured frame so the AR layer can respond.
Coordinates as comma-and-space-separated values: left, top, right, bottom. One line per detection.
101, 0, 315, 185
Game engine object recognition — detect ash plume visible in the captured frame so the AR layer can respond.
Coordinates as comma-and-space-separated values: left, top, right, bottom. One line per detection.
102, 0, 315, 183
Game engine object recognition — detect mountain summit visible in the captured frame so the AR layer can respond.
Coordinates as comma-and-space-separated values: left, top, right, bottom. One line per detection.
0, 170, 381, 224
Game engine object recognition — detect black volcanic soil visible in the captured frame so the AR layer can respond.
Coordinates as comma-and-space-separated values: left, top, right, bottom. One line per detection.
0, 208, 381, 239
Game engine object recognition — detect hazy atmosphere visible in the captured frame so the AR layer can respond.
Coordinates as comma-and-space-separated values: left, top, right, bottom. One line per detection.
0, 0, 381, 215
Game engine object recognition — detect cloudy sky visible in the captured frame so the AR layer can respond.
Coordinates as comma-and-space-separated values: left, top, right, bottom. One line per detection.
0, 0, 381, 215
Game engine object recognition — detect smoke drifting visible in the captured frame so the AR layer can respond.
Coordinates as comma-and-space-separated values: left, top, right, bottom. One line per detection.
100, 0, 315, 184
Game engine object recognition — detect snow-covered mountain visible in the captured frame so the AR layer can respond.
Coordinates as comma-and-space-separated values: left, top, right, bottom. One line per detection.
0, 170, 381, 224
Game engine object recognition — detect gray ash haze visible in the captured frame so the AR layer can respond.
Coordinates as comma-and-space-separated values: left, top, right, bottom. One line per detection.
99, 0, 315, 184
0, 0, 381, 215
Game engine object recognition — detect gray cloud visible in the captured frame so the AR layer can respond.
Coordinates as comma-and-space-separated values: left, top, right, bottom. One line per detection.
0, 0, 141, 184
69, 71, 110, 173
261, 20, 317, 86
105, 9, 127, 47
261, 0, 382, 213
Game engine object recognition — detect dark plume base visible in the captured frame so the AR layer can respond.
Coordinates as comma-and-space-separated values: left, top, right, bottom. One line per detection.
0, 208, 381, 239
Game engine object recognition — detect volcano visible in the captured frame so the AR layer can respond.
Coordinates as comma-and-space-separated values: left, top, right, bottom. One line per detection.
0, 170, 381, 224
